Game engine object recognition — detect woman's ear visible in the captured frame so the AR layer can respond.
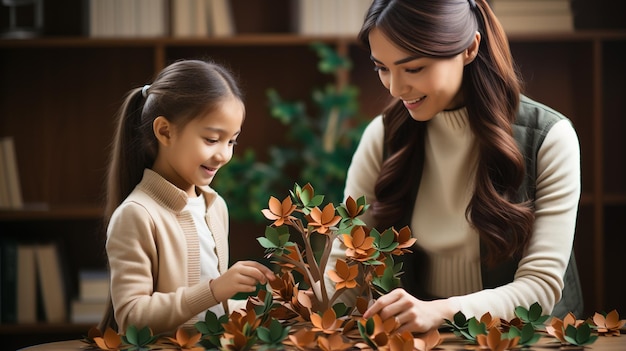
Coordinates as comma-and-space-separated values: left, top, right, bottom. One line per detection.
463, 32, 481, 65
153, 116, 172, 146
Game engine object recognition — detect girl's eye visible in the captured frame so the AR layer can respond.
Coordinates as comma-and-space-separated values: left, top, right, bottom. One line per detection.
229, 140, 238, 146
205, 138, 218, 144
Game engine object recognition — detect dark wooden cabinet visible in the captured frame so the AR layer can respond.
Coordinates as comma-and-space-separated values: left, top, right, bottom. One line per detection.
1, 1, 625, 349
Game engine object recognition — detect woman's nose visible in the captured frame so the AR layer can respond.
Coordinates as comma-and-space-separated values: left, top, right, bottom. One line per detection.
387, 73, 409, 98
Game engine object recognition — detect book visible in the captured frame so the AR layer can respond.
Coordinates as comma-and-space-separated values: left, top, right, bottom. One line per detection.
88, 0, 169, 37
318, 0, 337, 35
497, 13, 574, 33
491, 0, 574, 33
16, 244, 37, 323
297, 0, 320, 35
77, 269, 110, 302
70, 299, 108, 324
35, 243, 67, 323
136, 0, 169, 37
491, 0, 572, 15
0, 139, 10, 208
70, 269, 109, 325
0, 136, 23, 209
208, 0, 235, 36
296, 0, 372, 36
172, 0, 197, 37
0, 238, 18, 323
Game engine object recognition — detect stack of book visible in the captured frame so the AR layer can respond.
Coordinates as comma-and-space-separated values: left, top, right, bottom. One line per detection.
70, 270, 109, 324
296, 0, 372, 36
87, 0, 169, 37
1, 240, 68, 324
86, 0, 235, 38
491, 0, 574, 34
171, 0, 235, 37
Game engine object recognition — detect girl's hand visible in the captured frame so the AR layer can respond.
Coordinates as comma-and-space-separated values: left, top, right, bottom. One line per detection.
210, 261, 275, 302
363, 288, 457, 333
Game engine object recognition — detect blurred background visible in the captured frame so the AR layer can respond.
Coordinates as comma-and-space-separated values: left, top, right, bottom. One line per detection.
0, 0, 624, 349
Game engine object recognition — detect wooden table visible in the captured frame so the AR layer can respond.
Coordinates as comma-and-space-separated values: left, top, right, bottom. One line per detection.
19, 333, 626, 351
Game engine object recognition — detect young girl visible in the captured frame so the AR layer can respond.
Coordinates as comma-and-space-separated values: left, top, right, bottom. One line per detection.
100, 59, 274, 335
327, 0, 582, 333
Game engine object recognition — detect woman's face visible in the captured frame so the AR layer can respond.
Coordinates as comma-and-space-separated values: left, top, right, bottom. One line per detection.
369, 27, 477, 121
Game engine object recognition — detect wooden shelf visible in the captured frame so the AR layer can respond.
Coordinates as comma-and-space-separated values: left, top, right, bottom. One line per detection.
0, 30, 624, 46
0, 205, 103, 221
603, 194, 626, 206
0, 34, 358, 48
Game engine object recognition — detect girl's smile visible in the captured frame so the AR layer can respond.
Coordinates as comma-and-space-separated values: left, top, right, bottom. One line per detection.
201, 165, 218, 178
152, 95, 245, 197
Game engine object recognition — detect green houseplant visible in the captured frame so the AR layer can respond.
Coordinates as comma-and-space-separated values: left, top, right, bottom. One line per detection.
211, 42, 368, 223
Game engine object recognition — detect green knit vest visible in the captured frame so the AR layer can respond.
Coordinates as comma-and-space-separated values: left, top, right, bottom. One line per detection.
390, 95, 583, 318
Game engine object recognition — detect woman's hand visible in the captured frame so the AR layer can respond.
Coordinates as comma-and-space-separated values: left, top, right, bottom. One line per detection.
210, 261, 275, 302
363, 288, 458, 333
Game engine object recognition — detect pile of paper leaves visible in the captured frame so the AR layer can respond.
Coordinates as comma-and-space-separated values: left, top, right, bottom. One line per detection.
79, 183, 625, 350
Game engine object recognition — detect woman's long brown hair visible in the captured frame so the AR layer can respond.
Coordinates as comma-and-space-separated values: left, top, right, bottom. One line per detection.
358, 0, 534, 265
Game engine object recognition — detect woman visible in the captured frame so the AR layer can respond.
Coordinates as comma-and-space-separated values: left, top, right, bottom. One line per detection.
327, 0, 582, 333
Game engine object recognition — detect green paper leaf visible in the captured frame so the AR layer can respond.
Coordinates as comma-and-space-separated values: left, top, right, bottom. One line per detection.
515, 305, 529, 321
454, 311, 468, 328
510, 323, 541, 345
468, 317, 487, 338
256, 327, 271, 342
122, 325, 156, 348
332, 302, 349, 317
257, 236, 277, 249
528, 302, 543, 321
373, 228, 399, 253
336, 206, 348, 218
311, 194, 324, 207
195, 309, 226, 336
124, 325, 138, 345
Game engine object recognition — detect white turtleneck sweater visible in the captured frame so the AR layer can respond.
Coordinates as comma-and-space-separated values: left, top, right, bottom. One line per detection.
327, 105, 580, 321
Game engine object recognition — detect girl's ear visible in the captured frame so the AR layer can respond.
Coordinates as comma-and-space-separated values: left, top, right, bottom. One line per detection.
463, 32, 481, 65
153, 116, 172, 146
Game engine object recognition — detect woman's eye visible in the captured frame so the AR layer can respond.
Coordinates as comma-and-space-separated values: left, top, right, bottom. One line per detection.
373, 65, 388, 72
406, 67, 424, 73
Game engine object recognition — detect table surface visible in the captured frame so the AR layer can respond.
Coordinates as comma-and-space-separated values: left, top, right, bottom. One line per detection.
18, 333, 626, 351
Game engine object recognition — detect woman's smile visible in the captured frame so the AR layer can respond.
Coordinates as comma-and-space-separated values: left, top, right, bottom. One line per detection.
403, 96, 427, 109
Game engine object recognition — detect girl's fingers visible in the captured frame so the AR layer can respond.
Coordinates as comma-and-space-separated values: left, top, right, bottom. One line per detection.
234, 261, 275, 284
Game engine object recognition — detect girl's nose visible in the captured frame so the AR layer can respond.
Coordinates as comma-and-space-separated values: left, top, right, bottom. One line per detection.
213, 143, 231, 163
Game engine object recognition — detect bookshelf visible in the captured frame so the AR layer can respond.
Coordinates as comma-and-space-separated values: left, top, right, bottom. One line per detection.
1, 0, 625, 349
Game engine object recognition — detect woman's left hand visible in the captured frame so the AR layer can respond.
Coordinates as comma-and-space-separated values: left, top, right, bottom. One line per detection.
363, 288, 458, 334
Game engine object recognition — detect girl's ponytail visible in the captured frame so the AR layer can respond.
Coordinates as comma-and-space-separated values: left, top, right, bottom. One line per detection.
105, 87, 149, 221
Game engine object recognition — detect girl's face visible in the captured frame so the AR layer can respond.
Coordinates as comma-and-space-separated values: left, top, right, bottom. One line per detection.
153, 95, 244, 197
368, 27, 478, 121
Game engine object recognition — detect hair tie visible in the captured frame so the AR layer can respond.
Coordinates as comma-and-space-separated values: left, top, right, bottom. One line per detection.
468, 0, 476, 9
141, 84, 151, 98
